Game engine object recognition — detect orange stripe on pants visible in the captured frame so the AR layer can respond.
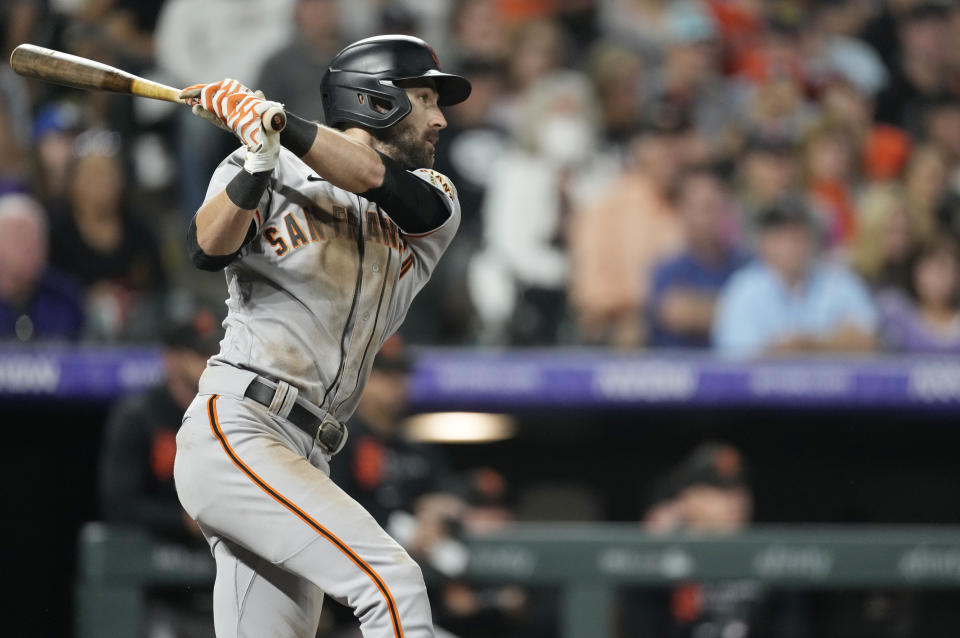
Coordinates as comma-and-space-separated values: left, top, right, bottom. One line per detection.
205, 394, 405, 638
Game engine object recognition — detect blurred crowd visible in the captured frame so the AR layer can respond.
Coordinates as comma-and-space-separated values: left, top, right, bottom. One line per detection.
4, 0, 960, 356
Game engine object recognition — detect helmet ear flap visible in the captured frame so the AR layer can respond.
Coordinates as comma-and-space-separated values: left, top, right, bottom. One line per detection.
369, 96, 393, 115
358, 90, 408, 126
321, 72, 412, 129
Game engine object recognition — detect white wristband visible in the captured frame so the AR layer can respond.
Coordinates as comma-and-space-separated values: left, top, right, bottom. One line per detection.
243, 148, 280, 174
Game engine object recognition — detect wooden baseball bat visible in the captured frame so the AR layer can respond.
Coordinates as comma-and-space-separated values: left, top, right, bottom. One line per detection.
9, 43, 287, 133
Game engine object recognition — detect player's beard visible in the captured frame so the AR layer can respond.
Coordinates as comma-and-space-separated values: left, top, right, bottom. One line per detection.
372, 118, 435, 170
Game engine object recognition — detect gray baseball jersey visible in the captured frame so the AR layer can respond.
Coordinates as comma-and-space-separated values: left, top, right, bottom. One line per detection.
205, 146, 460, 421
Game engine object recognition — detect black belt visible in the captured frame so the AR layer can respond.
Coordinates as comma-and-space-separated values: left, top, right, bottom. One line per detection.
244, 377, 347, 455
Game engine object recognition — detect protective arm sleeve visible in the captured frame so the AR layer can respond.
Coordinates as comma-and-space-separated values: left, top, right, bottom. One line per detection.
360, 151, 451, 235
188, 217, 258, 271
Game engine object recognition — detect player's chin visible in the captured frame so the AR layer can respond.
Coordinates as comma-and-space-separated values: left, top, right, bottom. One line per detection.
419, 145, 436, 169
423, 142, 437, 168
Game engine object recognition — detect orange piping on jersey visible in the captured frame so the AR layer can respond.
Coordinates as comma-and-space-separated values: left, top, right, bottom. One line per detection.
205, 395, 405, 638
254, 209, 262, 229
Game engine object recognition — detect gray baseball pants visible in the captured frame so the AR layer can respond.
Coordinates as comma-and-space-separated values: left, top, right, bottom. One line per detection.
174, 365, 434, 637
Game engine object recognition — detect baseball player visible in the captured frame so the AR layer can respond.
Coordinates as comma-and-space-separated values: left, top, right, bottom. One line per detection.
172, 35, 470, 637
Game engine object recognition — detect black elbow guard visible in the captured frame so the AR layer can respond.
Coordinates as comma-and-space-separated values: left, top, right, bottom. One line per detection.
187, 218, 257, 271
361, 151, 450, 234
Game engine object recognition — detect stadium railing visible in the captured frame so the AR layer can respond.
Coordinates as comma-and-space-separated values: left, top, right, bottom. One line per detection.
75, 522, 960, 638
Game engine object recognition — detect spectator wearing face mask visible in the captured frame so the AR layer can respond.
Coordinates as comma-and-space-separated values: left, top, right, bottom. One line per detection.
468, 71, 618, 345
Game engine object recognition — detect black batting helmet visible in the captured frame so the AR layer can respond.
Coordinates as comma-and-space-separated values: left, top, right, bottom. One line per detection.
320, 35, 472, 130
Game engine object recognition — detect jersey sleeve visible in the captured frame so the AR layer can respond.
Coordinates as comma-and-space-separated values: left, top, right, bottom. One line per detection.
402, 169, 460, 238
383, 168, 461, 335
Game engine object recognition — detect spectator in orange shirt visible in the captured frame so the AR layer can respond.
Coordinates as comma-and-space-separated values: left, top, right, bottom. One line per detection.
569, 99, 694, 346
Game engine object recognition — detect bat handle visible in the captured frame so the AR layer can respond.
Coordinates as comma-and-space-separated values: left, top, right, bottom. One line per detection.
262, 105, 286, 133
182, 96, 286, 133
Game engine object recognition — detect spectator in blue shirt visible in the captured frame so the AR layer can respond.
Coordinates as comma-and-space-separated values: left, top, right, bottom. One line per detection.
0, 193, 83, 342
713, 197, 877, 357
649, 167, 748, 348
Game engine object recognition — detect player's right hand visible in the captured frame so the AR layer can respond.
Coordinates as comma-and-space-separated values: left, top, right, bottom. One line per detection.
181, 79, 281, 152
180, 79, 248, 133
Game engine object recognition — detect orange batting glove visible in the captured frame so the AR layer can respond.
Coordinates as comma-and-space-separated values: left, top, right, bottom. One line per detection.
180, 79, 281, 152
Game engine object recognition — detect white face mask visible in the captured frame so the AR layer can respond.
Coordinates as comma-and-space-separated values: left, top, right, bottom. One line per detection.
537, 116, 594, 166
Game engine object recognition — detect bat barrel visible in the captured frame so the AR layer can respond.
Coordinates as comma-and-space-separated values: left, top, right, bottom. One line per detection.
10, 43, 286, 131
12, 44, 134, 93
10, 43, 182, 102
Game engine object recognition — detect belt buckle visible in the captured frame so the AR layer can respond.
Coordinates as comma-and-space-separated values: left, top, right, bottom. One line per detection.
316, 417, 347, 456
